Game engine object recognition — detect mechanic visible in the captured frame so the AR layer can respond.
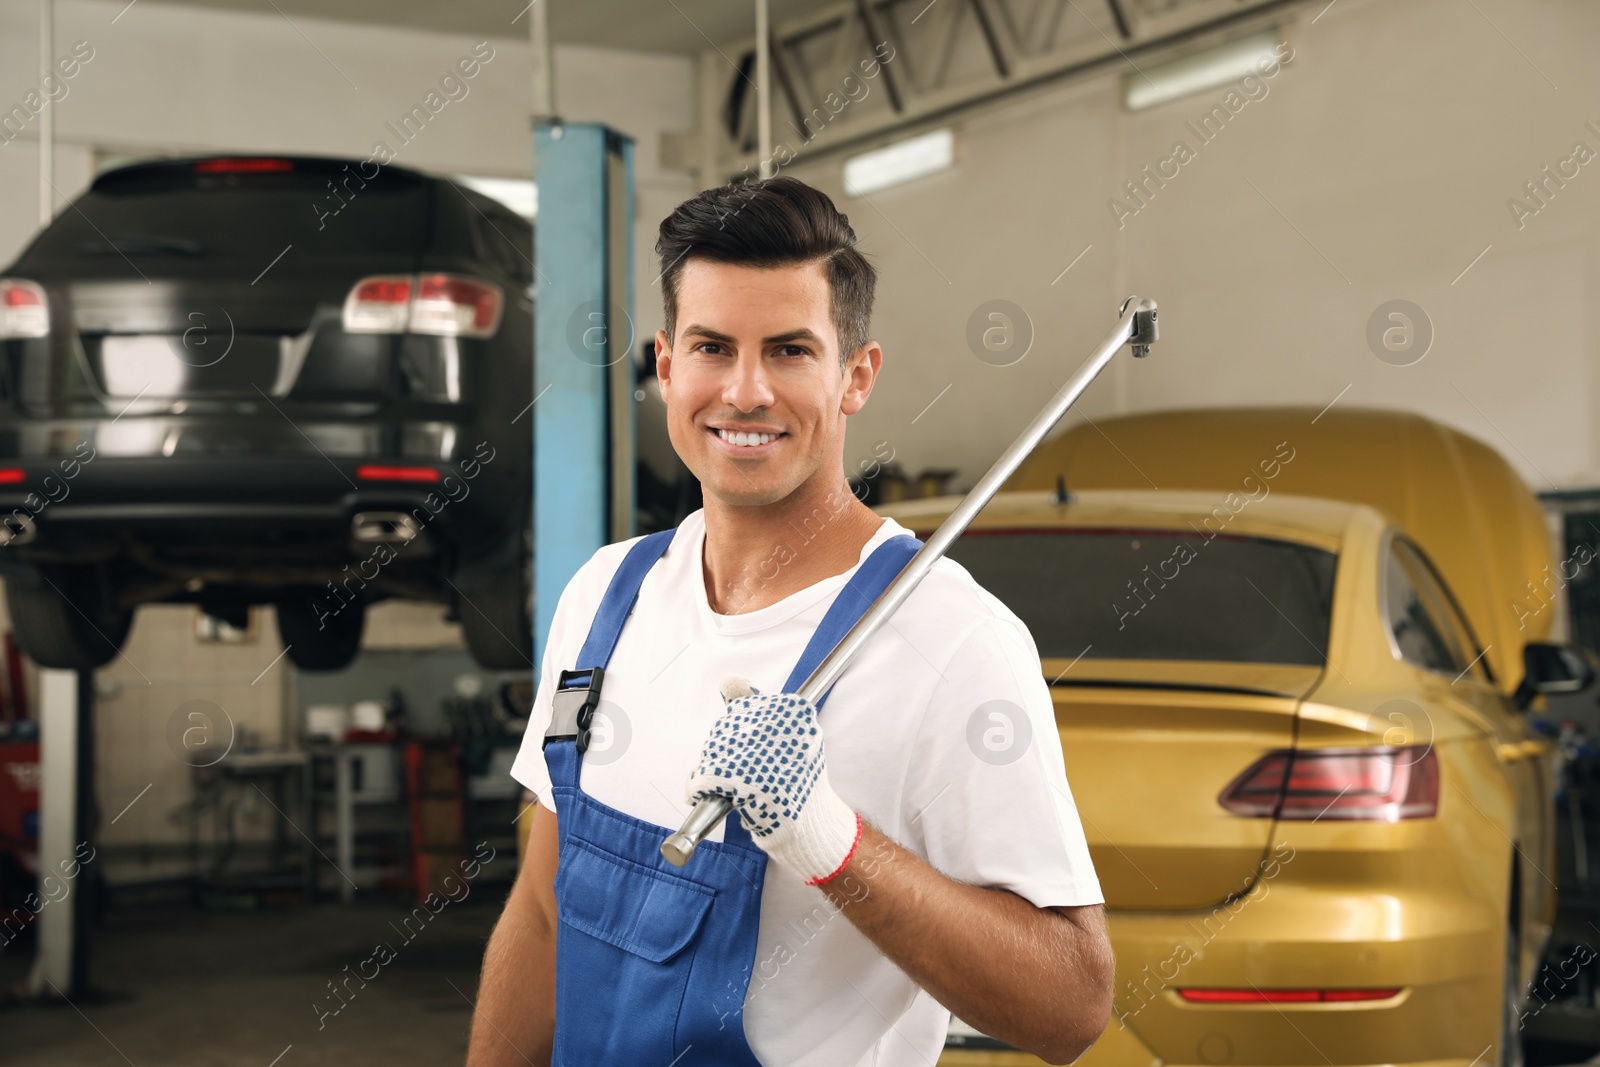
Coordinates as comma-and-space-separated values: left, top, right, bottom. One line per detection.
466, 176, 1112, 1067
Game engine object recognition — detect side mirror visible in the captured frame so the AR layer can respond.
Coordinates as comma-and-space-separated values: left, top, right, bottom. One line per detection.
1514, 642, 1597, 710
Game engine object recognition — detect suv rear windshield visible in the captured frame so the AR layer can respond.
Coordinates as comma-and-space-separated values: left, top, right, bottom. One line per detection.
20, 161, 430, 262
945, 528, 1338, 665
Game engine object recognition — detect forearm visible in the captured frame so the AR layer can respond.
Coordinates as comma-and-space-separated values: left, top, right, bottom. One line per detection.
466, 900, 556, 1067
819, 820, 1112, 1064
466, 805, 559, 1067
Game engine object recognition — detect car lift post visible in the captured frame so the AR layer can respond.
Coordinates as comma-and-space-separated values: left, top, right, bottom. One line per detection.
27, 667, 95, 1000
532, 122, 637, 668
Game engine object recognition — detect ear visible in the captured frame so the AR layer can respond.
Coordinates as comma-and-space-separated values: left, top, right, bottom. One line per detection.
654, 329, 673, 391
839, 341, 882, 416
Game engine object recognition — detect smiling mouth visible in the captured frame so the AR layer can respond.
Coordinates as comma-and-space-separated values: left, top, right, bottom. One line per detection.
711, 427, 785, 448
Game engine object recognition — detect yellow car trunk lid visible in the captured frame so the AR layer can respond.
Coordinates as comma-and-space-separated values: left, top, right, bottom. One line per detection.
1050, 660, 1320, 909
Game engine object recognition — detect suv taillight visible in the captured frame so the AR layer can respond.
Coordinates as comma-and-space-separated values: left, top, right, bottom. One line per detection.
1219, 746, 1439, 821
341, 273, 502, 339
0, 280, 49, 339
194, 158, 294, 174
411, 274, 503, 337
343, 275, 412, 333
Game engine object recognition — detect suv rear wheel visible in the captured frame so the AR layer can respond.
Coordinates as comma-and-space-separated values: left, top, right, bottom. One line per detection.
275, 596, 364, 672
6, 566, 133, 671
458, 516, 533, 671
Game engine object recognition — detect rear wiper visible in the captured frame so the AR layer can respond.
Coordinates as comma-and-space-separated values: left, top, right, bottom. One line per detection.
77, 235, 204, 257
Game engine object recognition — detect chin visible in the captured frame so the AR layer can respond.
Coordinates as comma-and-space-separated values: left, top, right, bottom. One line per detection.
707, 480, 792, 508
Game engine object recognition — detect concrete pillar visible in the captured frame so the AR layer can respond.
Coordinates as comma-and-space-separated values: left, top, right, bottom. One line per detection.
26, 669, 79, 998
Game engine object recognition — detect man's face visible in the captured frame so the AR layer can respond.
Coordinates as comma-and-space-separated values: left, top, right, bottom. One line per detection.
656, 259, 879, 509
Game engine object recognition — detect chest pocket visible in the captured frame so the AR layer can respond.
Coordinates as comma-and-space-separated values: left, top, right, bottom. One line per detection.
555, 838, 715, 961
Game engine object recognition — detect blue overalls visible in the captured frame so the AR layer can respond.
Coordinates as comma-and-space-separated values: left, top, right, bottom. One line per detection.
541, 524, 921, 1065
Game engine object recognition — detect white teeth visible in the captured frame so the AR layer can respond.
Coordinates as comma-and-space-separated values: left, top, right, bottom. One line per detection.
717, 429, 778, 447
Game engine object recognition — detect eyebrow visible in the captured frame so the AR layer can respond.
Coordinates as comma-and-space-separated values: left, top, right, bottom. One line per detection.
681, 324, 826, 347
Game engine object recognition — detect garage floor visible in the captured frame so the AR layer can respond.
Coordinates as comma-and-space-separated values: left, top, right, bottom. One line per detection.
0, 899, 500, 1066
3, 898, 1598, 1066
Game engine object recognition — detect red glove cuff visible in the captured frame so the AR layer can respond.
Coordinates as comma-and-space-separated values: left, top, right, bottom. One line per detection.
806, 812, 863, 887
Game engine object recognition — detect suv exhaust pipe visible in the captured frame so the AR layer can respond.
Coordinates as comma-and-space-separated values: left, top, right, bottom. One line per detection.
0, 513, 38, 547
351, 511, 422, 545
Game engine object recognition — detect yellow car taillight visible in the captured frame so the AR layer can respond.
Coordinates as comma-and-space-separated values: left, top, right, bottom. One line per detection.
1178, 988, 1402, 1004
1219, 746, 1439, 821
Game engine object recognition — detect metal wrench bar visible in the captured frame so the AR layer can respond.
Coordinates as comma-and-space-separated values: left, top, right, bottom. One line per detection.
661, 297, 1159, 866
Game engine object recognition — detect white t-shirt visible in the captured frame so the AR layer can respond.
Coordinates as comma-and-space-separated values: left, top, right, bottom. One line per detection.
510, 508, 1102, 1067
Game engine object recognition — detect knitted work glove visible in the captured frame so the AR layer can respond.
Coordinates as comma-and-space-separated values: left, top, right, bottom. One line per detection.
685, 677, 862, 886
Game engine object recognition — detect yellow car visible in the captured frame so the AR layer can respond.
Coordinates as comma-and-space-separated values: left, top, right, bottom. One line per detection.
896, 408, 1594, 1067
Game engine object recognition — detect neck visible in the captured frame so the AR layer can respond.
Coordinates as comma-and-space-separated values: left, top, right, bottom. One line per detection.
700, 476, 884, 615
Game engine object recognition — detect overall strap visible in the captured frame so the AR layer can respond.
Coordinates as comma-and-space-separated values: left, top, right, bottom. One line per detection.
724, 531, 919, 847
577, 528, 679, 669
782, 533, 922, 708
544, 529, 676, 749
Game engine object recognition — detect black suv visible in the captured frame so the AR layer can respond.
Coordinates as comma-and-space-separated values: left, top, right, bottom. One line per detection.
0, 156, 540, 672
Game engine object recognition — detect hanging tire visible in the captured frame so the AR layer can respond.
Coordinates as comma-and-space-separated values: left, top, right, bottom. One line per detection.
458, 573, 534, 670
458, 516, 533, 671
275, 595, 364, 672
6, 566, 133, 670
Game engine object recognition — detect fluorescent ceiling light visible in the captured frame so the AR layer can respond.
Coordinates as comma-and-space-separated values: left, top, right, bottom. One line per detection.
458, 176, 537, 219
843, 128, 953, 196
1124, 29, 1282, 112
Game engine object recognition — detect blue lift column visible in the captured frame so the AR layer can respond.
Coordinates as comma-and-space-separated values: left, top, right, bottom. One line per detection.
532, 123, 636, 669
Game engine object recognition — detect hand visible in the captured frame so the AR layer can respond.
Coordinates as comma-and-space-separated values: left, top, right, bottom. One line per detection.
685, 677, 862, 885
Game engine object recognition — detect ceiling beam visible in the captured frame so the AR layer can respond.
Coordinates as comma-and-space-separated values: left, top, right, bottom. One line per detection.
710, 0, 1318, 180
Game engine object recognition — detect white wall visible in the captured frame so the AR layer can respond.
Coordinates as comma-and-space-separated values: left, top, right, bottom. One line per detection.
770, 0, 1600, 493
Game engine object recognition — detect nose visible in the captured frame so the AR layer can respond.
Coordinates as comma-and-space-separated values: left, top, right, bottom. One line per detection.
722, 347, 775, 413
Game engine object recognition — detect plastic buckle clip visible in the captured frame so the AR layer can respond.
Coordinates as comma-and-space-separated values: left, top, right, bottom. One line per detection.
550, 667, 605, 753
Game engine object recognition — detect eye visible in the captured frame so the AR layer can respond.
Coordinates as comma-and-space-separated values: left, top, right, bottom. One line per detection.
695, 342, 727, 355
776, 345, 809, 358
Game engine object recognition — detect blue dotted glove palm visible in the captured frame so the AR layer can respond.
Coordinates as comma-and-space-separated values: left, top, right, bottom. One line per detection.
686, 677, 862, 886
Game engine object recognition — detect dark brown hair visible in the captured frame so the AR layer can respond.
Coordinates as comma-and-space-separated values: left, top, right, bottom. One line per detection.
655, 176, 876, 368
